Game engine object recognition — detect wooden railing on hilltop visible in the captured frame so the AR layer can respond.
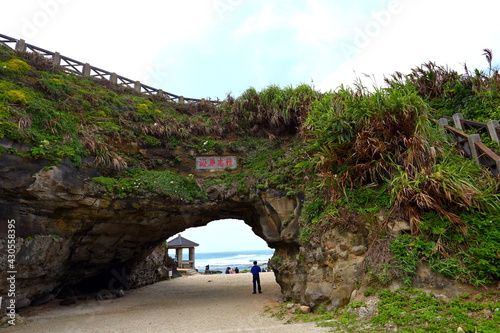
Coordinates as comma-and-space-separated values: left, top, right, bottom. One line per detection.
439, 113, 500, 176
0, 33, 219, 104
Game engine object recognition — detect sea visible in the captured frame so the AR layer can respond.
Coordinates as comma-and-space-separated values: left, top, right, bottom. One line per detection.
184, 249, 275, 273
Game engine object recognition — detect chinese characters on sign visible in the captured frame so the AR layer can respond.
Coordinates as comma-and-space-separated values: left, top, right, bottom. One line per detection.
196, 156, 237, 170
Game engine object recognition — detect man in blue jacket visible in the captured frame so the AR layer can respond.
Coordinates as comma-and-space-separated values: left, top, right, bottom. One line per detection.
251, 261, 262, 294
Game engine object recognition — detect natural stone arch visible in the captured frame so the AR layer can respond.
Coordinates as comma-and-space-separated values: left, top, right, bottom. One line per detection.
0, 144, 475, 313
0, 155, 302, 307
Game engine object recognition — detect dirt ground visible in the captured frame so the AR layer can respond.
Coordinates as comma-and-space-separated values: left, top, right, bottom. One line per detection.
2, 272, 330, 333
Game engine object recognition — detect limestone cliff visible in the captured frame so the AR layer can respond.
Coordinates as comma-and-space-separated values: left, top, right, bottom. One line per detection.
0, 144, 479, 312
0, 143, 301, 309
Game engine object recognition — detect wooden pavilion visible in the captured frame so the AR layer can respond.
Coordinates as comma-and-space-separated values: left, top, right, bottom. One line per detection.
167, 235, 199, 269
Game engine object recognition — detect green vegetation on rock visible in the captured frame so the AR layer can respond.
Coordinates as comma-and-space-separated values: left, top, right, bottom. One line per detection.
93, 169, 207, 201
267, 288, 500, 332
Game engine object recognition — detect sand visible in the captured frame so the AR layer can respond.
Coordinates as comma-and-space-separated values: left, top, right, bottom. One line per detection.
2, 272, 330, 333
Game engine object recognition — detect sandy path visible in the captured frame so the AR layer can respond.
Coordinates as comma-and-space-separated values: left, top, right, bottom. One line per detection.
2, 272, 330, 333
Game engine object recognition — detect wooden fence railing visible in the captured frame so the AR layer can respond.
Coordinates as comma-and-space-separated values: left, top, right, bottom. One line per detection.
439, 113, 500, 176
0, 33, 219, 104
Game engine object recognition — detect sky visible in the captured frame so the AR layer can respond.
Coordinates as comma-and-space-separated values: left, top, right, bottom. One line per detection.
4, 0, 500, 101
166, 219, 270, 253
3, 0, 500, 252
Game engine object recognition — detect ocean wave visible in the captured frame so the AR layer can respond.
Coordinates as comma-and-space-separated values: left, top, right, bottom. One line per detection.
191, 250, 273, 271
196, 255, 270, 266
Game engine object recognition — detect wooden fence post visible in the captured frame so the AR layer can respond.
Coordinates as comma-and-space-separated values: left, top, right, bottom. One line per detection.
134, 81, 141, 92
438, 118, 448, 129
110, 72, 117, 84
83, 63, 91, 76
52, 52, 61, 67
487, 120, 499, 142
452, 113, 464, 130
179, 96, 184, 103
15, 39, 26, 52
468, 134, 481, 166
157, 89, 164, 97
438, 118, 453, 142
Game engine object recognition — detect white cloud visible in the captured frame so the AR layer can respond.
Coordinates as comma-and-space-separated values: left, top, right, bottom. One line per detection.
317, 0, 500, 91
232, 3, 283, 37
291, 0, 355, 49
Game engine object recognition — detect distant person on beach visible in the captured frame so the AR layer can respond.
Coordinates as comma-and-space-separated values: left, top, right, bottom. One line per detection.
225, 267, 233, 274
250, 261, 262, 294
234, 267, 239, 274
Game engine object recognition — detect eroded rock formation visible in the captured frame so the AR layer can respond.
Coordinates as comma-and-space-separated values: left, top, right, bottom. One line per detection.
0, 144, 301, 309
0, 140, 476, 312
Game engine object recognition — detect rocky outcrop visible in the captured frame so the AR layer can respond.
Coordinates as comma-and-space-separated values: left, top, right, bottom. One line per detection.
270, 227, 369, 310
0, 144, 486, 313
0, 149, 299, 310
269, 221, 485, 311
0, 235, 71, 308
127, 244, 170, 289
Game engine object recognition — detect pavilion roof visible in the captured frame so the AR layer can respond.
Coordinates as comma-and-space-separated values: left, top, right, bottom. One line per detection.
167, 234, 199, 248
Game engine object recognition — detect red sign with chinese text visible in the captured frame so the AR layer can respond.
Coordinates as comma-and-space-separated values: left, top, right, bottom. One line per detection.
195, 156, 237, 170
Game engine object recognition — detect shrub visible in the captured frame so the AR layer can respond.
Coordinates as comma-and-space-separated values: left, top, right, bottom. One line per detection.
363, 288, 376, 297
142, 135, 161, 147
0, 58, 31, 73
38, 75, 72, 98
137, 103, 150, 114
4, 90, 28, 104
96, 121, 120, 133
0, 121, 20, 139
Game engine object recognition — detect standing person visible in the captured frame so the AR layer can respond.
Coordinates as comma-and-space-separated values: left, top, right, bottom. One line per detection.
250, 261, 262, 294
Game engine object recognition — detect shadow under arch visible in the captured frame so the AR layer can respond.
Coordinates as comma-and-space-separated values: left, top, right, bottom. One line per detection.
58, 189, 302, 297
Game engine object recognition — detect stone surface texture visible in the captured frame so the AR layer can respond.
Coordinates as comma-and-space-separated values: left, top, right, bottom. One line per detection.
0, 145, 479, 312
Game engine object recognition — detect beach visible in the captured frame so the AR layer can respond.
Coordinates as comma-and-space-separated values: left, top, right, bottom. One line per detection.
190, 249, 274, 273
2, 272, 330, 333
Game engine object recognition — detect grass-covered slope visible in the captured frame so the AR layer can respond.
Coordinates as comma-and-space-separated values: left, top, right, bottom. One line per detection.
1, 42, 499, 288
267, 287, 500, 332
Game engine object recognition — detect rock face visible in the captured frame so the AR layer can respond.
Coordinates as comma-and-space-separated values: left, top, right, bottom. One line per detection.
268, 220, 482, 312
0, 150, 300, 309
0, 146, 479, 312
127, 244, 170, 289
270, 228, 369, 310
0, 235, 71, 308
